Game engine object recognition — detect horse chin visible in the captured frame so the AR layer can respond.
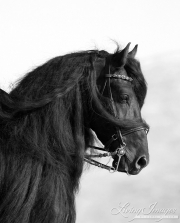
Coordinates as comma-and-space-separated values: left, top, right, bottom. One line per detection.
128, 169, 141, 175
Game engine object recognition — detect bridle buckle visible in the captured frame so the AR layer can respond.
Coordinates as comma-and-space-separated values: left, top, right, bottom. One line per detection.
112, 134, 118, 140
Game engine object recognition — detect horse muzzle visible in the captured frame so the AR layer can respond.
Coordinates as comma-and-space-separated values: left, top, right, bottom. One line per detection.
112, 154, 148, 175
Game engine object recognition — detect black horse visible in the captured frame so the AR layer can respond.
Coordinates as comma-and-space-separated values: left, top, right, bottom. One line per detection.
0, 43, 149, 223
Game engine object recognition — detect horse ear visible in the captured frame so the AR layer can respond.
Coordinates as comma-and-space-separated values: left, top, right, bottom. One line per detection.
113, 42, 131, 67
128, 44, 138, 58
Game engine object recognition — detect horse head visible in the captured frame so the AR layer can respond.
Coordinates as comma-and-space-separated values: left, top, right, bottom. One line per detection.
86, 43, 149, 175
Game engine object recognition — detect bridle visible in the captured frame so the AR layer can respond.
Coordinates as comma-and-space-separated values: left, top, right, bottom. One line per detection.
84, 71, 149, 173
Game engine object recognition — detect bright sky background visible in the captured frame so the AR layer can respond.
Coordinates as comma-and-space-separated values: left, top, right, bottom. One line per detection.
0, 0, 180, 90
0, 1, 180, 223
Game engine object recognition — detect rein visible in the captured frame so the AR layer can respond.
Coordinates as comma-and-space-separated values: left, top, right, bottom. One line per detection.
84, 73, 149, 173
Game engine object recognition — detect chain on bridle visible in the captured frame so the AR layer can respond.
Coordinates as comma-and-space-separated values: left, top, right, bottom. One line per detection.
84, 72, 149, 173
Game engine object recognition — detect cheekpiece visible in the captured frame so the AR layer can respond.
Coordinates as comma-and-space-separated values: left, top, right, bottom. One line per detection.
105, 74, 133, 82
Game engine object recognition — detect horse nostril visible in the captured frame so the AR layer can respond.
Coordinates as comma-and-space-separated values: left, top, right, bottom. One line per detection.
135, 156, 147, 170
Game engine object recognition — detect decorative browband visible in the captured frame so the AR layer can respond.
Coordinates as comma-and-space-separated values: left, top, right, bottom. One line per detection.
105, 74, 133, 82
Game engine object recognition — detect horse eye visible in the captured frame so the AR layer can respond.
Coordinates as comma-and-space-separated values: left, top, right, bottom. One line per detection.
120, 94, 129, 103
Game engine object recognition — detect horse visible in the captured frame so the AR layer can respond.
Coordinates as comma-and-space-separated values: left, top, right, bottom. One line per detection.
0, 42, 149, 223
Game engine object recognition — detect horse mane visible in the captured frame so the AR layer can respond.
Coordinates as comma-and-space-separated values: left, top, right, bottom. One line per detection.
0, 47, 147, 223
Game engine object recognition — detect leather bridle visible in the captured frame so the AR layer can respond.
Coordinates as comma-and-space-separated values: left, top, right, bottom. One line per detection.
84, 72, 149, 173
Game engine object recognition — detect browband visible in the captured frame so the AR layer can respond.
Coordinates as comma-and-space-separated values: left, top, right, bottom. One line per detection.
105, 74, 133, 82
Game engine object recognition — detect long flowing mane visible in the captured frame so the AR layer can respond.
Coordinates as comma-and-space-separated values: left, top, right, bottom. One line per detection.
0, 48, 147, 223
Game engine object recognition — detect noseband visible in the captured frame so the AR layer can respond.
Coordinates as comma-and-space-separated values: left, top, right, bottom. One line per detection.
84, 72, 149, 173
